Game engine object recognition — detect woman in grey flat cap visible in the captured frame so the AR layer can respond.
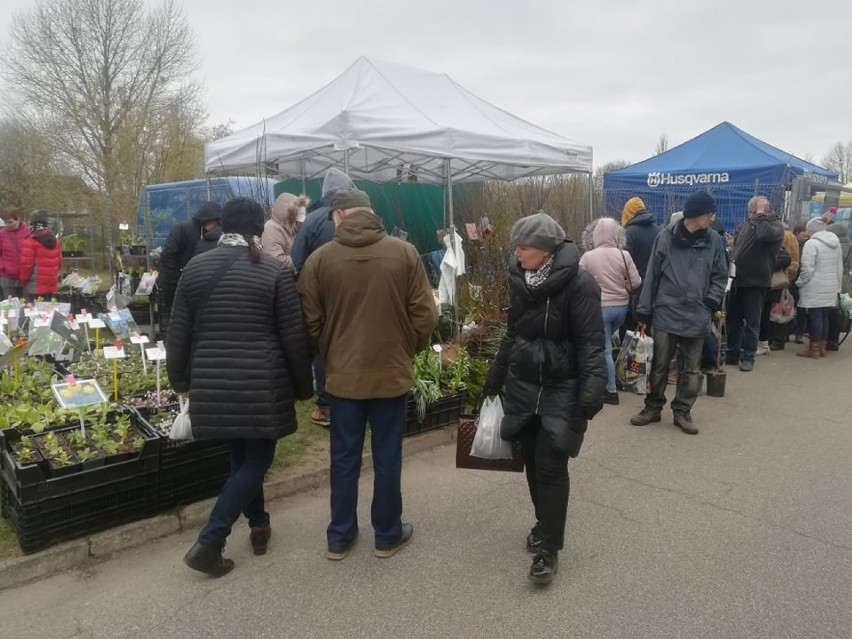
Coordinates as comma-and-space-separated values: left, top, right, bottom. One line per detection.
482, 212, 606, 586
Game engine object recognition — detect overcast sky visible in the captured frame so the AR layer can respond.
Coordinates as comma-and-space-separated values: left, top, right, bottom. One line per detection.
1, 0, 850, 168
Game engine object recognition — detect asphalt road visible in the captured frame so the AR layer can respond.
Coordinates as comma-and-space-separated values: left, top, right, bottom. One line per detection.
1, 346, 851, 638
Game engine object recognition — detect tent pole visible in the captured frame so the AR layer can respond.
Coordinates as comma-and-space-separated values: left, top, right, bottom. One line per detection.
446, 158, 459, 336
206, 172, 212, 200
588, 170, 594, 224
300, 159, 306, 193
343, 148, 351, 176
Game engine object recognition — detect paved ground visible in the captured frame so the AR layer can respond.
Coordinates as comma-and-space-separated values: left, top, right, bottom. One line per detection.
1, 346, 851, 638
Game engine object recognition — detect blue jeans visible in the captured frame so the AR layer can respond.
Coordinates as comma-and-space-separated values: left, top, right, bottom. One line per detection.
198, 439, 276, 547
602, 305, 628, 392
327, 394, 407, 549
314, 355, 329, 409
726, 286, 766, 364
807, 307, 831, 341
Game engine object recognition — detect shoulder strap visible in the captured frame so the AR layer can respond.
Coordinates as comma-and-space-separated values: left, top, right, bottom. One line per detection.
620, 249, 633, 292
192, 250, 242, 333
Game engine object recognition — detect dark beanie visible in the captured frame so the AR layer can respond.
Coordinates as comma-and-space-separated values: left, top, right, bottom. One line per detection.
193, 201, 223, 223
221, 198, 265, 236
682, 192, 717, 218
29, 209, 50, 226
510, 213, 566, 252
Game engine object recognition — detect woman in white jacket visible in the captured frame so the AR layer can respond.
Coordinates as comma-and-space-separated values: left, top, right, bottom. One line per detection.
796, 215, 842, 357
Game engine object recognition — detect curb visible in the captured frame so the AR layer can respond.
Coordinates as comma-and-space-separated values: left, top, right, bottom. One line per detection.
0, 426, 455, 592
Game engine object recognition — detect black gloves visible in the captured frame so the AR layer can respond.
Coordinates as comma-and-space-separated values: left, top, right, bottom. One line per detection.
482, 365, 505, 398
583, 404, 603, 421
703, 297, 720, 313
480, 381, 502, 398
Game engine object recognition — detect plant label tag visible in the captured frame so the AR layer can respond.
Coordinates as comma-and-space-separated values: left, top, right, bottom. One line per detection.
24, 307, 38, 317
75, 313, 92, 324
145, 346, 166, 361
88, 318, 106, 329
52, 378, 107, 408
33, 315, 52, 327
129, 334, 149, 345
102, 345, 126, 359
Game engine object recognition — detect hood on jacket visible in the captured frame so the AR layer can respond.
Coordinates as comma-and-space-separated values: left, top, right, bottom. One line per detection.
321, 168, 356, 202
621, 197, 646, 226
581, 217, 625, 251
271, 193, 310, 226
32, 229, 58, 249
193, 201, 222, 223
334, 209, 386, 248
625, 210, 655, 227
810, 230, 841, 250
592, 217, 620, 249
827, 222, 849, 244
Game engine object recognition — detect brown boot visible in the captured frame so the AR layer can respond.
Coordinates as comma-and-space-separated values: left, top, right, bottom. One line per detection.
818, 340, 827, 357
797, 341, 821, 358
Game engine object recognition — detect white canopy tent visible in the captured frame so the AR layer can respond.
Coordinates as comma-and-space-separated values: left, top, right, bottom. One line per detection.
204, 57, 594, 308
205, 56, 592, 185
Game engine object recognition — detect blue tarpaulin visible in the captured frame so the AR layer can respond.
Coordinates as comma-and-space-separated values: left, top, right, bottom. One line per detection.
603, 122, 837, 232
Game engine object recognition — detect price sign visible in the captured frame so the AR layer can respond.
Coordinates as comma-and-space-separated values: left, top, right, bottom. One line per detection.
145, 346, 166, 361
88, 318, 106, 329
102, 345, 126, 359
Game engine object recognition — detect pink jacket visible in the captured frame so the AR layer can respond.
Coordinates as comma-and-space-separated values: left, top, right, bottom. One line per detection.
579, 218, 641, 306
0, 223, 31, 280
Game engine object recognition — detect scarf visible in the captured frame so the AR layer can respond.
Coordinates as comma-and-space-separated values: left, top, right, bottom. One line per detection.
524, 254, 554, 289
218, 233, 262, 250
31, 222, 48, 233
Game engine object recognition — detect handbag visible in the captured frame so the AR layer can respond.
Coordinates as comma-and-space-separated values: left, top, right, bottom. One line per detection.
169, 395, 193, 440
770, 269, 789, 291
455, 401, 524, 472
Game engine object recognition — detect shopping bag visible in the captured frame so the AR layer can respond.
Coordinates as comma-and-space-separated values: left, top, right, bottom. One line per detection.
469, 396, 512, 459
615, 329, 654, 395
769, 288, 796, 324
456, 413, 524, 472
169, 396, 193, 440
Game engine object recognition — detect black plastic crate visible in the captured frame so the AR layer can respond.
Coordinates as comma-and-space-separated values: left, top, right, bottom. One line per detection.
0, 411, 159, 504
405, 388, 467, 436
1, 471, 158, 554
157, 454, 231, 510
133, 406, 231, 470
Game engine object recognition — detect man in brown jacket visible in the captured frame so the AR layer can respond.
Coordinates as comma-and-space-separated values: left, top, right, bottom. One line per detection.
298, 189, 437, 561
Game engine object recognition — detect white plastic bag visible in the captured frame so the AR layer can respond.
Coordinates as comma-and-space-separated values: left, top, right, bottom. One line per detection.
470, 396, 512, 460
169, 396, 193, 441
615, 329, 654, 395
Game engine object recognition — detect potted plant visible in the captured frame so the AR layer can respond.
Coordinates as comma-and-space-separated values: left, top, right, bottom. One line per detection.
60, 233, 87, 258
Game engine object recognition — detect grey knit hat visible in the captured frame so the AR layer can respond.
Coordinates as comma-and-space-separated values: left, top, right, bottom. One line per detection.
510, 213, 565, 252
806, 216, 827, 234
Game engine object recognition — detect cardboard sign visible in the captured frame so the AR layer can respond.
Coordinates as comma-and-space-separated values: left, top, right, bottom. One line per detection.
51, 379, 107, 409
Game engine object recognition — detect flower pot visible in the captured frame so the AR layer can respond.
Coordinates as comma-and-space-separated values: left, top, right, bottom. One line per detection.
706, 370, 727, 397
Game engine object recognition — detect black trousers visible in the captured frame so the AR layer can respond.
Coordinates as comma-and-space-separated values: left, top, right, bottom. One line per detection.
520, 417, 570, 552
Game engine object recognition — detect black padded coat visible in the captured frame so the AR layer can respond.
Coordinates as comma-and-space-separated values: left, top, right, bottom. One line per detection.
486, 241, 607, 458
166, 245, 314, 439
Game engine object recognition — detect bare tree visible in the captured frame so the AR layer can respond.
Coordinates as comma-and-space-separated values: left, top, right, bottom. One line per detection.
822, 141, 852, 183
654, 133, 669, 156
1, 0, 200, 245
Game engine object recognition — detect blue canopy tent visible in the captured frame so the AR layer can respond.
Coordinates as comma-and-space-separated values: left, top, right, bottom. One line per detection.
603, 122, 837, 232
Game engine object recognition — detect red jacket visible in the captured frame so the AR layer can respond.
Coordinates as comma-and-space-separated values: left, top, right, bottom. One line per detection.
19, 231, 62, 295
0, 223, 30, 280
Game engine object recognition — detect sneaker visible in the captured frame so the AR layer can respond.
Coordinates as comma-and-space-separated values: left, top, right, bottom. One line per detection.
667, 372, 679, 385
326, 531, 359, 561
374, 523, 413, 558
756, 341, 770, 356
739, 360, 754, 372
769, 341, 785, 351
630, 407, 662, 426
673, 412, 699, 434
602, 390, 619, 405
526, 523, 542, 553
184, 542, 235, 577
528, 549, 559, 586
310, 406, 331, 427
249, 525, 271, 556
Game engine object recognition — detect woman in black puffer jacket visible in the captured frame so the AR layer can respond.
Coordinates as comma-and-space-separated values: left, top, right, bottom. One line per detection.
483, 213, 607, 587
167, 198, 313, 577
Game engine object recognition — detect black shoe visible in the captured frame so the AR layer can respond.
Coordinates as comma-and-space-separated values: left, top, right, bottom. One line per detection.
602, 390, 619, 405
673, 412, 699, 435
326, 531, 359, 561
526, 523, 542, 553
769, 342, 785, 351
630, 407, 661, 426
184, 542, 235, 577
528, 549, 558, 586
794, 335, 804, 344
250, 525, 271, 556
374, 523, 413, 558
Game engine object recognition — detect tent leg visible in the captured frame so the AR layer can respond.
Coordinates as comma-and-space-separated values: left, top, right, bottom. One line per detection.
446, 158, 459, 337
300, 158, 306, 193
588, 169, 594, 224
343, 149, 351, 176
206, 173, 212, 200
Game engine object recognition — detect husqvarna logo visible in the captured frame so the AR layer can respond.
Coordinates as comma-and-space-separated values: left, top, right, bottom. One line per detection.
646, 172, 730, 188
